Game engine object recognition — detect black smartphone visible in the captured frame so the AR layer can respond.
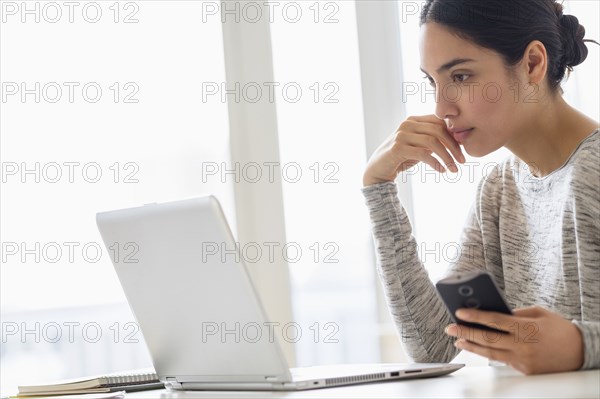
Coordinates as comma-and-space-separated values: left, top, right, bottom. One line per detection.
435, 270, 513, 333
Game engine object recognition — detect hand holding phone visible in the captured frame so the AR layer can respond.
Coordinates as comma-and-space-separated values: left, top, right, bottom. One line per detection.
436, 270, 512, 333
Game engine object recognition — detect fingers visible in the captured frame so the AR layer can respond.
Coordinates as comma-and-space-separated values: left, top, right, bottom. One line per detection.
365, 113, 466, 185
395, 143, 446, 173
445, 323, 514, 350
406, 116, 466, 164
399, 119, 465, 170
512, 306, 546, 317
405, 114, 446, 127
453, 334, 544, 375
454, 338, 512, 364
401, 132, 458, 172
455, 308, 516, 330
446, 308, 539, 350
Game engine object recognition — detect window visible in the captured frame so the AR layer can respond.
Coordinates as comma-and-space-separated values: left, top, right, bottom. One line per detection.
1, 1, 233, 392
270, 1, 379, 365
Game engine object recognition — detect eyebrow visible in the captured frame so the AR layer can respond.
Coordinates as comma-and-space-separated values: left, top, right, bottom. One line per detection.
420, 58, 476, 75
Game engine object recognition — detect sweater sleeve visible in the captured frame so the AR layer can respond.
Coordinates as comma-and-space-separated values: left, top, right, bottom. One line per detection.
573, 320, 600, 369
361, 180, 489, 363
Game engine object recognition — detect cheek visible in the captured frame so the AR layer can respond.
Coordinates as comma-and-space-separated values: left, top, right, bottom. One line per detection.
469, 84, 519, 131
490, 88, 523, 133
458, 89, 515, 157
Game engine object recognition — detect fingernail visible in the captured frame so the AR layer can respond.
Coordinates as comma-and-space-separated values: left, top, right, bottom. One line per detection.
460, 154, 466, 163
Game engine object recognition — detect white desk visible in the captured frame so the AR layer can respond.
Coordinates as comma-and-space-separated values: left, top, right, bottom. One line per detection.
125, 366, 600, 399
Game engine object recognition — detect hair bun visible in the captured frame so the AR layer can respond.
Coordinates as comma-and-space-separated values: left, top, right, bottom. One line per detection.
558, 13, 588, 69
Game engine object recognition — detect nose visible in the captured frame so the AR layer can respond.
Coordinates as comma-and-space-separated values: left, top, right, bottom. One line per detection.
434, 83, 460, 120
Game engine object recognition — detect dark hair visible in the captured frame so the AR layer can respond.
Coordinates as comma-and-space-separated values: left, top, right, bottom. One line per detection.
419, 0, 599, 94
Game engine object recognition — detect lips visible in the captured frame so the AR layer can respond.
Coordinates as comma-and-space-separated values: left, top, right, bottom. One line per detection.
449, 128, 474, 144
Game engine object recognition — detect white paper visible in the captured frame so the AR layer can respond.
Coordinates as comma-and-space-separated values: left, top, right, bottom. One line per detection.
27, 391, 126, 399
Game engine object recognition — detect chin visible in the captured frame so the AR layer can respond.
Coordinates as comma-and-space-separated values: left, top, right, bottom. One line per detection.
463, 144, 494, 158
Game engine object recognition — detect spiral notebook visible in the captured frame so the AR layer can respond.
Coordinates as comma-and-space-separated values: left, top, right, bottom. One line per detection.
16, 369, 163, 397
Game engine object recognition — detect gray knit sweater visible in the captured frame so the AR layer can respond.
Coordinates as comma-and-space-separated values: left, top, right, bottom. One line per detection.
361, 128, 599, 369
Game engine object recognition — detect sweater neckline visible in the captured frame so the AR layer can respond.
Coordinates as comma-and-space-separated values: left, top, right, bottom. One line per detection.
520, 127, 599, 183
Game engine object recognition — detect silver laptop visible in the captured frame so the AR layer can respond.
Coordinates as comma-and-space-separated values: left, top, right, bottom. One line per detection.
96, 196, 463, 391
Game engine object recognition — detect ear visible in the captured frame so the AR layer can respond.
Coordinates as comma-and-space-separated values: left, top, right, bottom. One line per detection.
521, 40, 547, 86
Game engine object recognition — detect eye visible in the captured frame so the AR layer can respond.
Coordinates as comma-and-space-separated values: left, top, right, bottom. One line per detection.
452, 74, 470, 83
422, 75, 435, 87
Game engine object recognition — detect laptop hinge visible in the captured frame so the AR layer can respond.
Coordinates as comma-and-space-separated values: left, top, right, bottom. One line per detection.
164, 377, 182, 389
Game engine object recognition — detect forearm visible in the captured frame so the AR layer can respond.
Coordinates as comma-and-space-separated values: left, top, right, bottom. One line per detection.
362, 181, 458, 363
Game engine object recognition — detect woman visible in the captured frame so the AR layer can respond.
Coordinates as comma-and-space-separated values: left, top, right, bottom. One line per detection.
362, 0, 599, 375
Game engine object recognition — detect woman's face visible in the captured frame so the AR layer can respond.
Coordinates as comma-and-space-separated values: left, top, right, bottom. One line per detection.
419, 22, 531, 157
